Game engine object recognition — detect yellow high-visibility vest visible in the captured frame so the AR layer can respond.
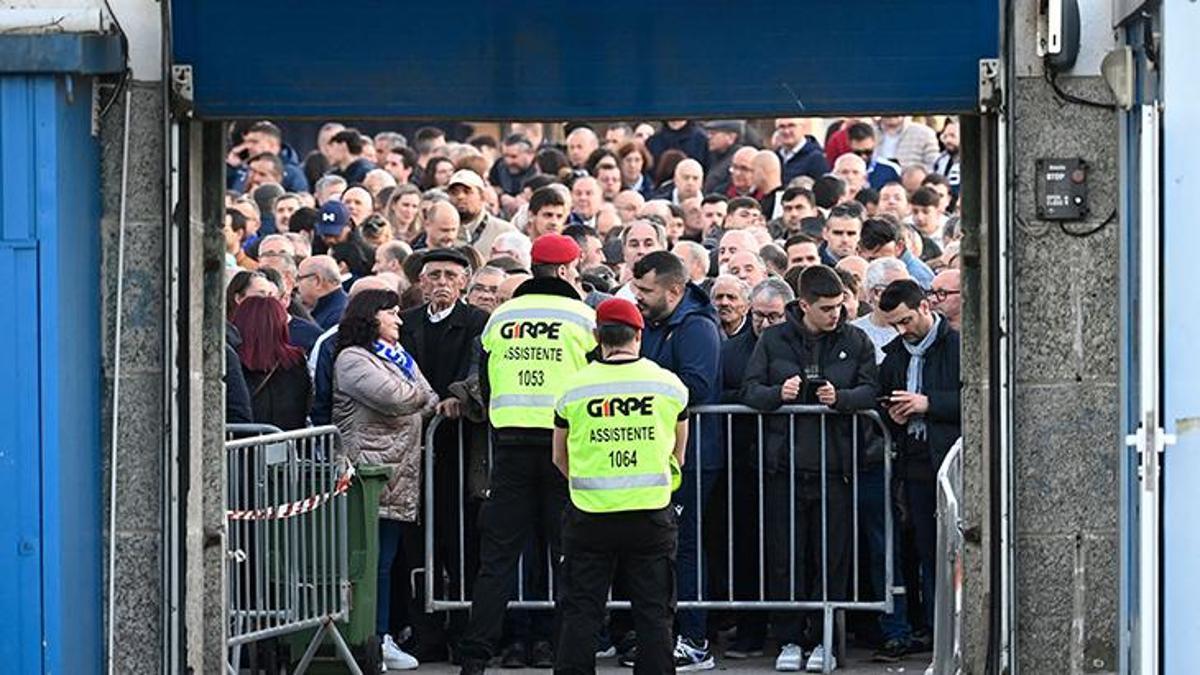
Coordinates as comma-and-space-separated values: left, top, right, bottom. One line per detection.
481, 293, 596, 429
556, 358, 688, 513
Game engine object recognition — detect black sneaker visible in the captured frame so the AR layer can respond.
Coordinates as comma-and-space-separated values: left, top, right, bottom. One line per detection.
459, 658, 487, 675
618, 645, 638, 668
724, 633, 765, 659
529, 641, 555, 668
617, 631, 639, 668
909, 628, 933, 653
500, 641, 528, 668
872, 638, 910, 663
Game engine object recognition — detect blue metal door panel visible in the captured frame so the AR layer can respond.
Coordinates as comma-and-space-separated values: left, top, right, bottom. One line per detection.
0, 70, 104, 674
171, 0, 998, 118
1162, 0, 1200, 670
0, 242, 42, 673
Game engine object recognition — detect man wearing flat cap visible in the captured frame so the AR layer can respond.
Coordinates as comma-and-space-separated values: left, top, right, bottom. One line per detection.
459, 234, 598, 673
703, 120, 746, 195
397, 247, 490, 657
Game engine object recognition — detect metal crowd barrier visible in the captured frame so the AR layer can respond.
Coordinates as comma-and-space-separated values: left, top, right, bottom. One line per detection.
224, 425, 360, 675
929, 438, 964, 675
422, 404, 895, 670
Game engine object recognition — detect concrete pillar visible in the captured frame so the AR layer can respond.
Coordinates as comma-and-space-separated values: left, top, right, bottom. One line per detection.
962, 2, 1122, 671
100, 80, 167, 675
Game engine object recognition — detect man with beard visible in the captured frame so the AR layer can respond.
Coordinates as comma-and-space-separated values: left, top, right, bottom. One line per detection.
448, 169, 515, 256
629, 251, 722, 669
877, 280, 961, 655
489, 133, 540, 197
932, 120, 961, 207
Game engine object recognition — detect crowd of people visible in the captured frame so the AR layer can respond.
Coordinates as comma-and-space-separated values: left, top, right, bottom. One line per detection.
222, 115, 963, 672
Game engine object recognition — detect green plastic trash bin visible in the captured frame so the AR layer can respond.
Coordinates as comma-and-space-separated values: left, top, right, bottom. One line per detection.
284, 464, 392, 673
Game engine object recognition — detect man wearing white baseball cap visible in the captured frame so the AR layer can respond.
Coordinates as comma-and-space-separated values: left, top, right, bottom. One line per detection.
447, 168, 516, 257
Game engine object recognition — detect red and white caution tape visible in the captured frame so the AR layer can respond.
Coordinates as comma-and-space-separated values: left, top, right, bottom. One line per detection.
226, 465, 356, 521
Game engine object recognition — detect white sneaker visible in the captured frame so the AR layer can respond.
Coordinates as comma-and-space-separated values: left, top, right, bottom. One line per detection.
775, 643, 804, 671
805, 645, 837, 672
382, 634, 419, 670
595, 645, 617, 659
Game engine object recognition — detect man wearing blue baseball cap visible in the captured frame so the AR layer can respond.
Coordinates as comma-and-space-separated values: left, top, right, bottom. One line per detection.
316, 200, 351, 247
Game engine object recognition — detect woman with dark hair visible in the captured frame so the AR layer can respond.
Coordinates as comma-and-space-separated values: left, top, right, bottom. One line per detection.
653, 148, 687, 189
584, 147, 620, 176
616, 141, 655, 199
333, 289, 436, 670
419, 156, 456, 191
231, 296, 312, 430
226, 270, 281, 321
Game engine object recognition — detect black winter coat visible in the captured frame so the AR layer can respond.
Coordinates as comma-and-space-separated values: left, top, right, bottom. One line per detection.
741, 302, 878, 475
400, 301, 489, 399
243, 360, 312, 431
877, 317, 961, 471
646, 121, 710, 168
225, 323, 254, 424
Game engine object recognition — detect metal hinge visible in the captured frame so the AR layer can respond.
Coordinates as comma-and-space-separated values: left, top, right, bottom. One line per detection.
1126, 414, 1177, 487
979, 58, 1002, 112
170, 64, 194, 116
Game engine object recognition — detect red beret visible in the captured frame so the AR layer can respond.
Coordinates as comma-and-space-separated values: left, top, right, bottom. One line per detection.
530, 233, 581, 265
595, 298, 644, 331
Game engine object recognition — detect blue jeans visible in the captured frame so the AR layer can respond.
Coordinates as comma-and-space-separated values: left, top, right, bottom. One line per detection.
674, 467, 719, 643
858, 466, 911, 643
378, 519, 404, 635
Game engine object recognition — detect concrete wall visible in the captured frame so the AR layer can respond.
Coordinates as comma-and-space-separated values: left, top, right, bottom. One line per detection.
100, 80, 166, 675
961, 1, 1122, 671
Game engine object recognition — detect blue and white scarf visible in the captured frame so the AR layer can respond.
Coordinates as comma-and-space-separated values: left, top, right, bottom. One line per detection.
902, 314, 942, 441
372, 340, 417, 381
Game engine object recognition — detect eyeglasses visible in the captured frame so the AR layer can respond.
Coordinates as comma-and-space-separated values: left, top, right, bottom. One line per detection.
297, 272, 317, 282
851, 148, 874, 159
378, 306, 401, 317
930, 288, 961, 302
751, 310, 785, 324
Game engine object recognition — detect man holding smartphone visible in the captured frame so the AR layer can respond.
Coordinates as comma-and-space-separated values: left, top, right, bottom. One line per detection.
876, 279, 961, 650
742, 265, 877, 672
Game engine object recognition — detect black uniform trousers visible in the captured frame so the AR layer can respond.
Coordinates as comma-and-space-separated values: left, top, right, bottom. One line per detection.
458, 440, 567, 660
554, 504, 677, 675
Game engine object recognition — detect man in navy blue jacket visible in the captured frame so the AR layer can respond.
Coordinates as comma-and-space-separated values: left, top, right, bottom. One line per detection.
775, 118, 830, 186
630, 251, 723, 669
226, 120, 310, 194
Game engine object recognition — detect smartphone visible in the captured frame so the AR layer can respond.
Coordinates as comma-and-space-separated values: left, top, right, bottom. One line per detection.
808, 378, 829, 389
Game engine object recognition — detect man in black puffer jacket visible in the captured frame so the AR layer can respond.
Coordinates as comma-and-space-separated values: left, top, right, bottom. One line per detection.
741, 265, 877, 670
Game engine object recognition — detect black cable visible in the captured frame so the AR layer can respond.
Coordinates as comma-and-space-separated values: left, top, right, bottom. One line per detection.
1045, 68, 1117, 111
97, 1, 131, 119
1059, 208, 1117, 238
